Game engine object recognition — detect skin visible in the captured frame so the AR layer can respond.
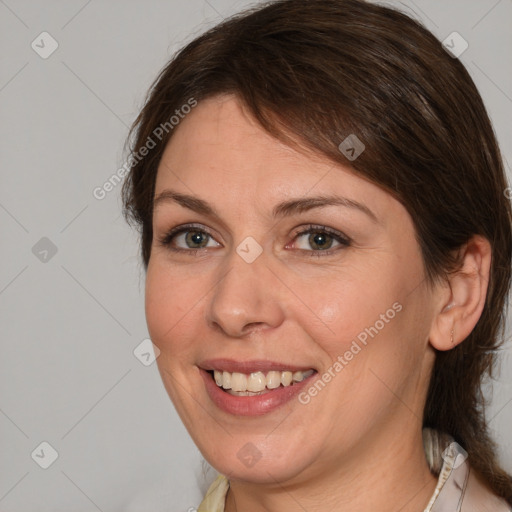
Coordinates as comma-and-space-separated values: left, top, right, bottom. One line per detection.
145, 94, 491, 511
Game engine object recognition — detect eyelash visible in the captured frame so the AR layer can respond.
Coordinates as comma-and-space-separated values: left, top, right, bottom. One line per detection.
157, 223, 214, 257
156, 223, 351, 257
290, 225, 351, 257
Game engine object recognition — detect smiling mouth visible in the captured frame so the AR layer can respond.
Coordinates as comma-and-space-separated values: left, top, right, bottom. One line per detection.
208, 369, 316, 396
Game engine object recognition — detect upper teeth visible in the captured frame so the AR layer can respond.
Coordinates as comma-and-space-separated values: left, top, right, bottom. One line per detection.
213, 369, 314, 393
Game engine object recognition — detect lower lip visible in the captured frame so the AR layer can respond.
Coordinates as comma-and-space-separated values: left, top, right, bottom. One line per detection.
200, 369, 316, 416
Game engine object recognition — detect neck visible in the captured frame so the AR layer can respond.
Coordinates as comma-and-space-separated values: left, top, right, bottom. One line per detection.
225, 425, 438, 512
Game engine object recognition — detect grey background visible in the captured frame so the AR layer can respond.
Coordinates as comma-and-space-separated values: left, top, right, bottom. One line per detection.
0, 0, 511, 510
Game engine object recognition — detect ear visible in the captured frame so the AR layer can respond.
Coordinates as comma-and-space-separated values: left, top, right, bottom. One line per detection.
429, 235, 492, 351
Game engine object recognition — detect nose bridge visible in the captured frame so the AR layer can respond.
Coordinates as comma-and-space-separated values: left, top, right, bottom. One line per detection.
206, 246, 285, 337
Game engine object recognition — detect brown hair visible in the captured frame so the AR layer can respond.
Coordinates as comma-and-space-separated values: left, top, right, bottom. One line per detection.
122, 0, 512, 503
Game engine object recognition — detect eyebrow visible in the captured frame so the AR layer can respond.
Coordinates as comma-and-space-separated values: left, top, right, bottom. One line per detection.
153, 190, 378, 223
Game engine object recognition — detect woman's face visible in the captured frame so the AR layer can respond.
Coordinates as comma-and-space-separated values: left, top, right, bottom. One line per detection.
146, 94, 438, 484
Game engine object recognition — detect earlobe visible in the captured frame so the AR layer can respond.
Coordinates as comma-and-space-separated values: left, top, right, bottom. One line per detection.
429, 235, 492, 352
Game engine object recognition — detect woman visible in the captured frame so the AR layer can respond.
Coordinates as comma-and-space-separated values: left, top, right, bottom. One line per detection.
122, 0, 512, 510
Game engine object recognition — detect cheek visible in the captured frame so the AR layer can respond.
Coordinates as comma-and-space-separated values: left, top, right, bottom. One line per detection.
145, 265, 170, 344
314, 300, 341, 324
294, 269, 399, 348
144, 261, 199, 355
292, 255, 426, 391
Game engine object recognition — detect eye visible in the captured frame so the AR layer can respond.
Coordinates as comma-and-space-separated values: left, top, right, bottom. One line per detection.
157, 224, 221, 252
290, 225, 351, 255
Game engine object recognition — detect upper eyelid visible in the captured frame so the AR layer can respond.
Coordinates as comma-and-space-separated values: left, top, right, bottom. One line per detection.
158, 223, 350, 250
158, 223, 219, 244
160, 223, 346, 238
292, 225, 350, 239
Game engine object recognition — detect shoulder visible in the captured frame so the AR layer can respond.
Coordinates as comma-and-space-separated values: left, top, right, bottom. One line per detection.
423, 429, 511, 512
462, 468, 511, 512
426, 461, 511, 511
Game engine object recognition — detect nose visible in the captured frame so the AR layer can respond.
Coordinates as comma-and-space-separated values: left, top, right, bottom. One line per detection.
205, 249, 286, 338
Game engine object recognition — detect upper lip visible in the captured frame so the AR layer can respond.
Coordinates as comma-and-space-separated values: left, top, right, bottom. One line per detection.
199, 359, 316, 374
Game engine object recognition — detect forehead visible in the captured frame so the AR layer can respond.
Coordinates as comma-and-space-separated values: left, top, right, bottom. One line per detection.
154, 95, 398, 223
156, 95, 327, 182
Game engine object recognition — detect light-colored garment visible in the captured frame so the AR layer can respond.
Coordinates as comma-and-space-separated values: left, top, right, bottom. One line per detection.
197, 474, 229, 512
197, 429, 511, 511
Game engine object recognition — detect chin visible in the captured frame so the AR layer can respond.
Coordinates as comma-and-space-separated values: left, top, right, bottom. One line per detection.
197, 433, 318, 485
